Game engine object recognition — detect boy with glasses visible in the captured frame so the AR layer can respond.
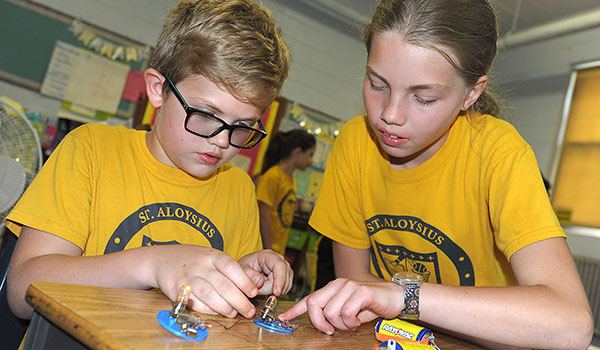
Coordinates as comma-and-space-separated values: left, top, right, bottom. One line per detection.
6, 0, 292, 321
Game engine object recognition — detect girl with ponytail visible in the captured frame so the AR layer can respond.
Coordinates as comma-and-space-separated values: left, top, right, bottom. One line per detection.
256, 129, 316, 255
280, 0, 593, 348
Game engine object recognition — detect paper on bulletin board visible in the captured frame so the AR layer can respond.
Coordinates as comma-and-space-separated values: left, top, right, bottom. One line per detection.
294, 168, 311, 197
312, 136, 333, 171
306, 171, 324, 200
295, 169, 324, 200
121, 70, 146, 103
41, 41, 129, 114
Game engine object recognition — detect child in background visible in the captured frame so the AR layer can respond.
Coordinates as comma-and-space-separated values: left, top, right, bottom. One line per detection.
6, 0, 293, 321
280, 0, 594, 349
256, 129, 316, 255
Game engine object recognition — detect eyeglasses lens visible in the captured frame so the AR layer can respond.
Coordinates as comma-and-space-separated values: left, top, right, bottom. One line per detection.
186, 111, 262, 148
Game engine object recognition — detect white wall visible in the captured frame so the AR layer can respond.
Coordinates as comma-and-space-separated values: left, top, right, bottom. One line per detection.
28, 0, 170, 47
263, 0, 366, 121
16, 0, 366, 122
494, 26, 600, 177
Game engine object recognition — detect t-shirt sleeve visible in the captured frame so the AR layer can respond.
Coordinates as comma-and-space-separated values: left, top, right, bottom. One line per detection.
256, 170, 277, 207
488, 145, 565, 260
5, 125, 94, 249
309, 119, 371, 249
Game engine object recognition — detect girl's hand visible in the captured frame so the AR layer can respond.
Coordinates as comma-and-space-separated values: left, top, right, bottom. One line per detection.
279, 278, 404, 334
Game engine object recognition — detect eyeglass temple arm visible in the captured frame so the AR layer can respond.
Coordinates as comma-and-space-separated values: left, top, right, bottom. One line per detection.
165, 76, 189, 109
257, 119, 266, 133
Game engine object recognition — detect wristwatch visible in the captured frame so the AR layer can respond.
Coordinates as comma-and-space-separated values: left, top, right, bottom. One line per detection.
392, 272, 423, 320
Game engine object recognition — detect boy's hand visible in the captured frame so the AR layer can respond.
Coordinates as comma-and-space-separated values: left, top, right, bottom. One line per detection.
279, 278, 404, 334
152, 245, 259, 319
238, 249, 293, 296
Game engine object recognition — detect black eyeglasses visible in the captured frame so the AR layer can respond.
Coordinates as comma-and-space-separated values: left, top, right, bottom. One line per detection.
165, 76, 267, 149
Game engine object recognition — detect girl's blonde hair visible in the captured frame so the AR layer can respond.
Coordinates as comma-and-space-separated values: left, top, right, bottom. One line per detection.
363, 0, 501, 116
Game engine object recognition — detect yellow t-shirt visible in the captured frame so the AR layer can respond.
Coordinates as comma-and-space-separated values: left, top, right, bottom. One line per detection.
6, 124, 261, 259
309, 115, 565, 286
256, 165, 296, 255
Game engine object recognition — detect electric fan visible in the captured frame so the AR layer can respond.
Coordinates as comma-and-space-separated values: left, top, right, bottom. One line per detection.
0, 96, 43, 230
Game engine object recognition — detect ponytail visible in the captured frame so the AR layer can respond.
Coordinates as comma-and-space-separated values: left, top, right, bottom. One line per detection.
261, 129, 316, 174
470, 87, 502, 117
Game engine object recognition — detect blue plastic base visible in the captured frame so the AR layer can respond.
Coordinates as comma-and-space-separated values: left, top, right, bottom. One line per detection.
157, 310, 208, 341
378, 340, 398, 349
253, 318, 294, 333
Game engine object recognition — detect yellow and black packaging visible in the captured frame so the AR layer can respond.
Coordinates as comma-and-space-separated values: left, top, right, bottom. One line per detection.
374, 318, 438, 349
374, 340, 438, 350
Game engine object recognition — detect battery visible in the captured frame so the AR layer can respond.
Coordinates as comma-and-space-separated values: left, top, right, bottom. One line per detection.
374, 339, 438, 350
374, 318, 437, 347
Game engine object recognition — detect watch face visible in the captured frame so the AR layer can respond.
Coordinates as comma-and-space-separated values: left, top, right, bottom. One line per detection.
393, 272, 422, 320
392, 272, 423, 285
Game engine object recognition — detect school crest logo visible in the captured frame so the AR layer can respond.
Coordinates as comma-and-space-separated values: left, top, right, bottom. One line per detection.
104, 202, 224, 254
375, 243, 439, 283
366, 215, 474, 286
277, 190, 296, 229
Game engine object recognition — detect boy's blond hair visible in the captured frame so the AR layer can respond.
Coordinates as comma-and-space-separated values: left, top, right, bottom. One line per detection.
150, 0, 290, 111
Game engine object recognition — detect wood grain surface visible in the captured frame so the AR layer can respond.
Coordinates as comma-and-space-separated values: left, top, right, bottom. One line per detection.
25, 281, 483, 349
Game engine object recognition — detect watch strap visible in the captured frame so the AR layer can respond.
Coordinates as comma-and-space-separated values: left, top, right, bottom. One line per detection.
399, 284, 420, 319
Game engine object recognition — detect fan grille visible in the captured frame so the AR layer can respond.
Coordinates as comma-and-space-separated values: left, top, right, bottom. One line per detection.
0, 98, 43, 226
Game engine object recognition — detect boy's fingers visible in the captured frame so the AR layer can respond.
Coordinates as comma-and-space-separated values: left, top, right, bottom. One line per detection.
190, 256, 259, 318
270, 254, 293, 296
282, 267, 294, 295
247, 250, 292, 296
187, 295, 219, 315
189, 275, 255, 318
214, 257, 259, 298
243, 266, 265, 288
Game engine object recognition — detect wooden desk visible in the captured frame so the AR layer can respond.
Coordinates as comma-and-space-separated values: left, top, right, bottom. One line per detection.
24, 281, 482, 349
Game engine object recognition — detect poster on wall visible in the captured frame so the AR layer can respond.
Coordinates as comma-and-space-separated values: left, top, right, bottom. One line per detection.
40, 41, 129, 118
229, 98, 284, 177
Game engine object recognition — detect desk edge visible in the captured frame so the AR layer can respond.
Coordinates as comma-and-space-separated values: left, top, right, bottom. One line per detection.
26, 282, 129, 350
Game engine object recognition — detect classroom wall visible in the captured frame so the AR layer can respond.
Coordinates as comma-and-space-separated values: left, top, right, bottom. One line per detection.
494, 26, 600, 178
2, 0, 598, 255
262, 0, 367, 121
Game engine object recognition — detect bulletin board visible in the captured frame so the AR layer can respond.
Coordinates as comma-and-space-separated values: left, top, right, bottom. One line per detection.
0, 0, 149, 120
229, 97, 286, 177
